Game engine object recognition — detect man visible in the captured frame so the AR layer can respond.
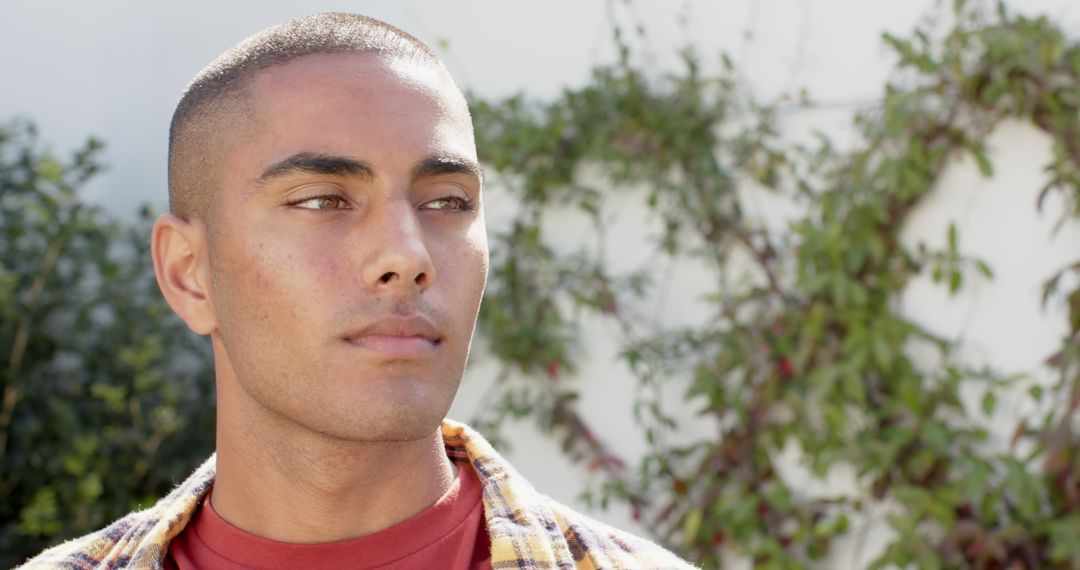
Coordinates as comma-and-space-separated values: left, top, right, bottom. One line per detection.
19, 12, 694, 570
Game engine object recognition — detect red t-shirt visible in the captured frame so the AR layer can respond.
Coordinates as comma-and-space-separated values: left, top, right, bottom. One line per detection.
166, 461, 491, 569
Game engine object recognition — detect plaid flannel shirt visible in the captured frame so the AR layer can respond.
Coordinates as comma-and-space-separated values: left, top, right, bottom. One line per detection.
17, 419, 695, 569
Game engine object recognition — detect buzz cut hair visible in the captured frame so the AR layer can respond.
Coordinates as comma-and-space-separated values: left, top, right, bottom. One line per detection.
168, 12, 445, 223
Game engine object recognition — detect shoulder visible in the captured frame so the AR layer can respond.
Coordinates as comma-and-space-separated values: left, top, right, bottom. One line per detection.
15, 455, 216, 569
445, 420, 695, 569
14, 512, 150, 569
544, 497, 698, 570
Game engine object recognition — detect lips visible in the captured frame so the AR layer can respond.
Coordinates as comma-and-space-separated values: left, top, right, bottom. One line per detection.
342, 315, 442, 358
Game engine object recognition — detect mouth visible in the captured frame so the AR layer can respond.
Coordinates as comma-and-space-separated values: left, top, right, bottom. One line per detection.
342, 314, 443, 359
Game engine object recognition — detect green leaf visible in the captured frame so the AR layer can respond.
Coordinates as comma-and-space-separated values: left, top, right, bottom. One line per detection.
969, 144, 994, 177
17, 488, 63, 537
871, 334, 893, 370
981, 390, 997, 416
1004, 459, 1043, 520
33, 158, 64, 182
682, 508, 704, 547
1029, 384, 1044, 403
1048, 514, 1080, 563
899, 378, 924, 415
77, 474, 104, 502
813, 513, 849, 537
949, 268, 963, 293
922, 421, 950, 452
842, 366, 867, 404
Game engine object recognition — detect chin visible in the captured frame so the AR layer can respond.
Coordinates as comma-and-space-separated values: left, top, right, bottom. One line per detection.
301, 391, 454, 444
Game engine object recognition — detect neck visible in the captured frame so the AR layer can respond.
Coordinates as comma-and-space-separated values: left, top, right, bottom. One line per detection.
211, 370, 456, 543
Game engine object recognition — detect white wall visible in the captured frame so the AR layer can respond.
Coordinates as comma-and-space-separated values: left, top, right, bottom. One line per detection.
3, 1, 1080, 566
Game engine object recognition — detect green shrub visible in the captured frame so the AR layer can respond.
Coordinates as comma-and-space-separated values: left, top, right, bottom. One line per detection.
0, 121, 215, 566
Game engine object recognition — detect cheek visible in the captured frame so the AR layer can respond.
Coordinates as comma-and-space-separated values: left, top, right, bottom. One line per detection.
439, 225, 489, 307
469, 232, 490, 297
470, 218, 490, 292
451, 212, 487, 260
247, 246, 277, 295
213, 228, 343, 325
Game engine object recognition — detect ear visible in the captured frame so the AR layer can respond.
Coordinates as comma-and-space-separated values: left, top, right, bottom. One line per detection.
151, 214, 217, 335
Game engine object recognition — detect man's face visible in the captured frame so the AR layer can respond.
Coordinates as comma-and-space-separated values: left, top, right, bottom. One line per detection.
205, 53, 487, 442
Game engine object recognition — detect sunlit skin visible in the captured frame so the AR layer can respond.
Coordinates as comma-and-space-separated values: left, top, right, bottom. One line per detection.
151, 53, 488, 542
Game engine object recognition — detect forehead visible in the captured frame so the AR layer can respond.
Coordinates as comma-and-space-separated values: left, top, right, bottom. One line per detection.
235, 52, 474, 170
248, 51, 462, 109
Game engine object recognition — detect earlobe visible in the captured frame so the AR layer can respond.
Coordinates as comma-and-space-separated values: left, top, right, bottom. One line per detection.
151, 214, 217, 335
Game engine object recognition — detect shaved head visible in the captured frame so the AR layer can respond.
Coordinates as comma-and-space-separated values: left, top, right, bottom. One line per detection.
168, 12, 450, 225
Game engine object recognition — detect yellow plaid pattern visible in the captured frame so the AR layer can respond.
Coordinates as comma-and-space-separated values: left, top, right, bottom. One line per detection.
17, 419, 695, 569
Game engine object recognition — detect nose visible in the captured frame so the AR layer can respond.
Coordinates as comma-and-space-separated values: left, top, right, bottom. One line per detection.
361, 202, 436, 292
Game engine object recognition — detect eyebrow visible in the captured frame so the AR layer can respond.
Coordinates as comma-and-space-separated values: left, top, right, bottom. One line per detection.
255, 152, 485, 188
411, 155, 485, 184
257, 153, 374, 185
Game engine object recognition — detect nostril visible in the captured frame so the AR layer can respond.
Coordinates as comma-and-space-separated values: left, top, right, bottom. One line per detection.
375, 271, 429, 287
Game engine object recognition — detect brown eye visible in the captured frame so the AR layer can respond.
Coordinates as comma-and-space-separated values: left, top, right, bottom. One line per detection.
421, 196, 473, 212
293, 195, 348, 210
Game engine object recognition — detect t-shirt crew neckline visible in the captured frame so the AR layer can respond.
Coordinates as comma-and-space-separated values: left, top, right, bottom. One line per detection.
173, 459, 487, 569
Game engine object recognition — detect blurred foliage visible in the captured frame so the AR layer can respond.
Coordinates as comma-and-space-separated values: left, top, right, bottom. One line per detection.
0, 121, 215, 566
469, 1, 1080, 568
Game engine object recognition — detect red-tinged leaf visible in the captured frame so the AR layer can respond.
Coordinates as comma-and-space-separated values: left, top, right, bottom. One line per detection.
712, 530, 726, 546
778, 357, 794, 378
1044, 448, 1068, 475
587, 458, 603, 473
1010, 422, 1028, 449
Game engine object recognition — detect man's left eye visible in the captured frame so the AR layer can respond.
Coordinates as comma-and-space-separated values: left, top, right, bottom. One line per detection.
292, 195, 348, 210
421, 196, 473, 212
